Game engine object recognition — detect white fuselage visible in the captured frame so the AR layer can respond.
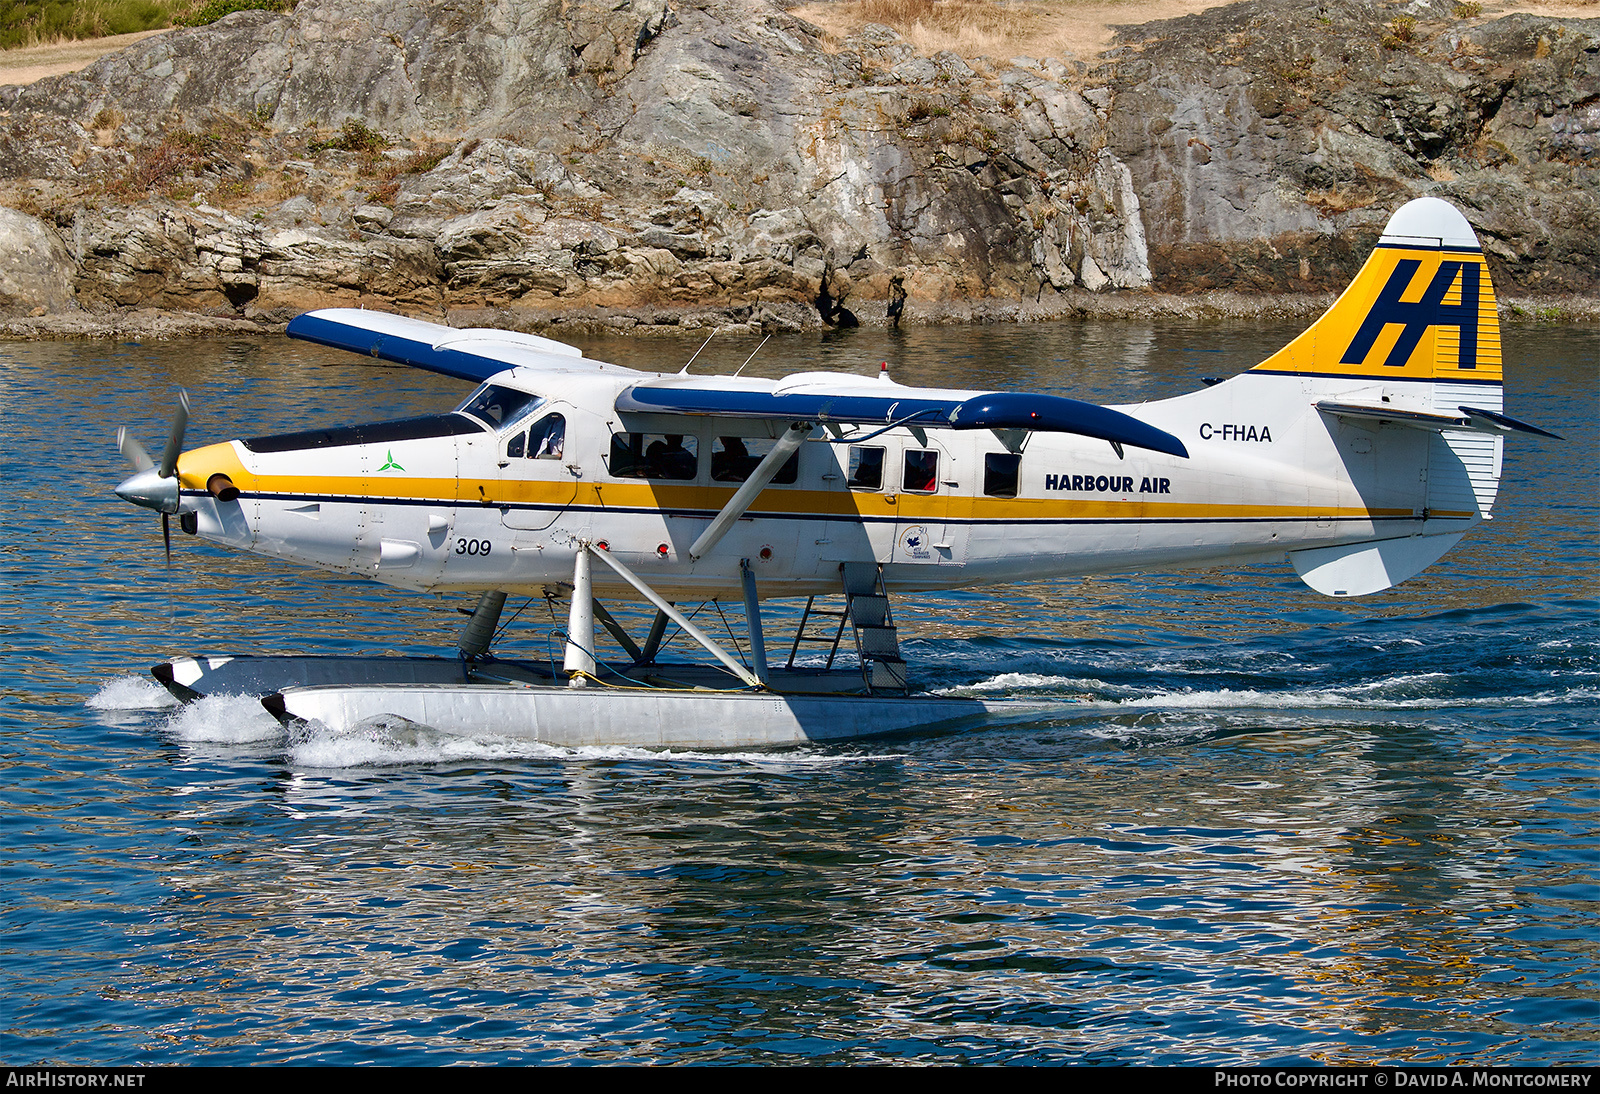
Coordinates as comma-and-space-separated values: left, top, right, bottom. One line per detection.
175, 363, 1483, 602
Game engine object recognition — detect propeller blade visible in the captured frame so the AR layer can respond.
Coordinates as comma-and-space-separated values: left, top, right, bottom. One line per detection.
162, 512, 172, 571
117, 427, 155, 473
158, 389, 191, 480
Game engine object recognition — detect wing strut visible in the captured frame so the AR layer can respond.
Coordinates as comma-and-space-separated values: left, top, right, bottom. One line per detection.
688, 422, 815, 560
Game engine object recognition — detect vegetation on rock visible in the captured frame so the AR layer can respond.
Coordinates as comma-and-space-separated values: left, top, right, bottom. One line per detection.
174, 0, 293, 28
0, 0, 1592, 328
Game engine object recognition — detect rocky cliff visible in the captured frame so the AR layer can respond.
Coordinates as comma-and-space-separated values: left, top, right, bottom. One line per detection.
0, 0, 1594, 333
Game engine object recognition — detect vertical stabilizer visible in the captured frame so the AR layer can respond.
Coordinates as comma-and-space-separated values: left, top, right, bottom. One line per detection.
1251, 198, 1502, 387
1252, 199, 1512, 594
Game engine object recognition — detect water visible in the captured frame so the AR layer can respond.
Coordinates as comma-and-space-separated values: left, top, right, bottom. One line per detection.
2, 321, 1595, 1065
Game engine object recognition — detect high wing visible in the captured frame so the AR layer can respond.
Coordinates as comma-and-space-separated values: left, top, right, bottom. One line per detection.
285, 308, 642, 383
617, 373, 1189, 458
287, 309, 1189, 459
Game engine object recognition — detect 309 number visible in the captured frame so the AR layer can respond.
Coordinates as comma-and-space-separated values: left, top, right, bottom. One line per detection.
455, 538, 493, 556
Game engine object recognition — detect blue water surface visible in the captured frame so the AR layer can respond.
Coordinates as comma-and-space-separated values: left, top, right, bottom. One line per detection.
1, 321, 1595, 1065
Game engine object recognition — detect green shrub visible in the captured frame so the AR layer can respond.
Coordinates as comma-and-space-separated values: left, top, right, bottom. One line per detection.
904, 98, 952, 123
1382, 15, 1420, 51
309, 119, 391, 155
174, 0, 290, 28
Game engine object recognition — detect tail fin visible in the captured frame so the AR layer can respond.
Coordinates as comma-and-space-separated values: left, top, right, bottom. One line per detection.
1252, 197, 1502, 389
1134, 199, 1556, 597
1256, 200, 1530, 596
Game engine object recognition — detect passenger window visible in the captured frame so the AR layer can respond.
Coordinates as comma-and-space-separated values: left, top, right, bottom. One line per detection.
711, 436, 798, 485
846, 446, 884, 490
902, 449, 938, 493
984, 452, 1021, 498
609, 432, 698, 480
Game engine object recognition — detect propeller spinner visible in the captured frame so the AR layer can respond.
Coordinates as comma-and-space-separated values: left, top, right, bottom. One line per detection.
115, 390, 190, 564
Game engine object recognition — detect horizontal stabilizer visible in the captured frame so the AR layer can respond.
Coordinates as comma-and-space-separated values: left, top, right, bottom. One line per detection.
618, 383, 1189, 458
286, 309, 605, 384
1289, 532, 1466, 597
1458, 406, 1563, 439
1316, 401, 1562, 439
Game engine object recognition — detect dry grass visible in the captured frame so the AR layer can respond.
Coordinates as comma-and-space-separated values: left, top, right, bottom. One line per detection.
850, 0, 1050, 55
1480, 1, 1600, 16
0, 0, 174, 50
792, 0, 1232, 62
794, 0, 1600, 63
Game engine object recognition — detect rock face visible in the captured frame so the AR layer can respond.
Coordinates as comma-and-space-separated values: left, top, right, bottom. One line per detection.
0, 0, 1593, 330
0, 206, 75, 315
1106, 0, 1600, 295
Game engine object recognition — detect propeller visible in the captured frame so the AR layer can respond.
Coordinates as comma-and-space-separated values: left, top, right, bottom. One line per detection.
114, 390, 191, 567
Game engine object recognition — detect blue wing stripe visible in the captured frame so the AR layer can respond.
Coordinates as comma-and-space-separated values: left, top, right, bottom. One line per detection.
618, 386, 1188, 458
949, 392, 1189, 458
285, 313, 507, 384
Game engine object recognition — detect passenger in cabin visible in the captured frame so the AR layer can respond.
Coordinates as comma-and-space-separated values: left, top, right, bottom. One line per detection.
847, 446, 884, 490
647, 434, 696, 479
903, 450, 938, 493
712, 437, 750, 482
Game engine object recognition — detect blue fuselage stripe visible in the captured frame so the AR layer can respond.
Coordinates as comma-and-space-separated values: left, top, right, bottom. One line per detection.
184, 490, 1443, 527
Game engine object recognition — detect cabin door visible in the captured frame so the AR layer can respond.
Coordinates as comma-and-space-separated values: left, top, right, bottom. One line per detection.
889, 439, 968, 566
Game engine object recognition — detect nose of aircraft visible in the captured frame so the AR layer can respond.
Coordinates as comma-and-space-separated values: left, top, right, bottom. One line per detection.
114, 466, 180, 513
113, 389, 191, 564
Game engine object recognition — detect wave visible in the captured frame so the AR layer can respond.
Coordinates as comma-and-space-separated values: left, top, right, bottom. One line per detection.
162, 693, 283, 743
86, 675, 179, 711
938, 671, 1600, 712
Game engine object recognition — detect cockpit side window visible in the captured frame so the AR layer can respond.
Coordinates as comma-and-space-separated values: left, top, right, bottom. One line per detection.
507, 415, 567, 461
457, 385, 546, 431
527, 415, 565, 459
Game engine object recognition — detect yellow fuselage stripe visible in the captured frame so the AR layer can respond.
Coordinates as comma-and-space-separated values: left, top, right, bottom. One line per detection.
190, 471, 1416, 523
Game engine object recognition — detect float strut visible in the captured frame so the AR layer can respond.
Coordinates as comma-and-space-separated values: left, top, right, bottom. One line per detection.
563, 547, 597, 687
592, 600, 644, 663
740, 558, 770, 686
639, 607, 670, 665
457, 590, 507, 660
585, 544, 762, 687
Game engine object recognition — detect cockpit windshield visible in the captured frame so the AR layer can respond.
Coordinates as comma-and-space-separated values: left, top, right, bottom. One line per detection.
456, 385, 547, 432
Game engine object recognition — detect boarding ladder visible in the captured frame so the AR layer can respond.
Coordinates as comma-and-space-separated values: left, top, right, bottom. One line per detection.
785, 562, 908, 696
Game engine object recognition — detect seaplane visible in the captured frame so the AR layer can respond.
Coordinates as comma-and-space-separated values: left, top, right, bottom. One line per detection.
113, 197, 1558, 749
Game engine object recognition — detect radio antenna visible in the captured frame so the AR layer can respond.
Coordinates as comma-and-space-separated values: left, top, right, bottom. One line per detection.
733, 335, 771, 377
679, 330, 716, 374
